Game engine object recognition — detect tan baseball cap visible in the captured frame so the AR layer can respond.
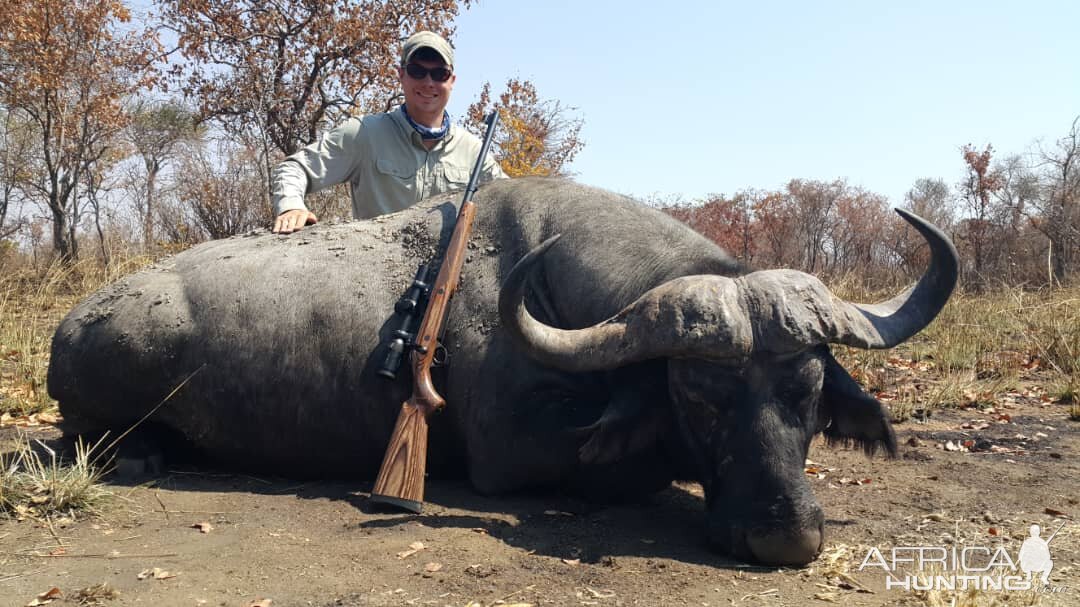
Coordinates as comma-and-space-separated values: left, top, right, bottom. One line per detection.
401, 31, 454, 67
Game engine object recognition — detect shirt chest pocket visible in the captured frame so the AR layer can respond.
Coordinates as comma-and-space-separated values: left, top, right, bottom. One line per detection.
438, 164, 471, 191
375, 157, 417, 192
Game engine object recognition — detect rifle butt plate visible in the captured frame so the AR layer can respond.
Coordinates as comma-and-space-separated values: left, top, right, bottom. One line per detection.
369, 493, 423, 513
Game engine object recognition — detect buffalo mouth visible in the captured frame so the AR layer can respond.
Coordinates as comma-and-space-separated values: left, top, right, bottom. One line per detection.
708, 504, 826, 566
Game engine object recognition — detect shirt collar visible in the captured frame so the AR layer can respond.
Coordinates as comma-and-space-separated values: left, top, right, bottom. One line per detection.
391, 106, 455, 147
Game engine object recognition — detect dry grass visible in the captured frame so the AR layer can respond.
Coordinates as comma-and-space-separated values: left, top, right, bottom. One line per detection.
0, 432, 112, 520
837, 283, 1080, 419
0, 253, 154, 417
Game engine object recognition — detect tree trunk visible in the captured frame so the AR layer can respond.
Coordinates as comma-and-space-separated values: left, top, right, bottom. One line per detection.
144, 160, 158, 252
49, 194, 75, 264
93, 197, 110, 270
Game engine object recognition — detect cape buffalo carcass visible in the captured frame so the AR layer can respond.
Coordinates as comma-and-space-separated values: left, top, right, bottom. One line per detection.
48, 177, 958, 566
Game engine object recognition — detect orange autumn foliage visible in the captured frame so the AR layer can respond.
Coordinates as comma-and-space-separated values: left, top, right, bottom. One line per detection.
0, 0, 161, 262
465, 79, 584, 178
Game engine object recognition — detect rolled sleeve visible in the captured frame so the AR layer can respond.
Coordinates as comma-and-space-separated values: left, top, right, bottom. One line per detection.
270, 160, 311, 216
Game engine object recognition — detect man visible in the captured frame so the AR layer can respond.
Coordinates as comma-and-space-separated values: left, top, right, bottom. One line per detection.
271, 31, 506, 234
1019, 523, 1055, 586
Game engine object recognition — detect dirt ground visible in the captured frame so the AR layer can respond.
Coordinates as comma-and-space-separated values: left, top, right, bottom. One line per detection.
1, 396, 1077, 607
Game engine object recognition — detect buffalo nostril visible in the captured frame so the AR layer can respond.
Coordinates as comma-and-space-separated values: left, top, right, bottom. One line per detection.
745, 526, 823, 566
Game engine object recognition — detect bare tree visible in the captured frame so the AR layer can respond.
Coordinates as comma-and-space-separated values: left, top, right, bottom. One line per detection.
123, 97, 200, 251
174, 139, 274, 240
1033, 117, 1080, 284
887, 178, 957, 279
785, 179, 845, 274
82, 148, 114, 267
992, 154, 1043, 284
828, 186, 891, 276
0, 109, 35, 240
904, 178, 955, 230
956, 144, 1005, 286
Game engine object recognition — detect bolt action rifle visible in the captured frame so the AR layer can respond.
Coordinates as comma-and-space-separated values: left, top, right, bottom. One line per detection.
369, 111, 500, 512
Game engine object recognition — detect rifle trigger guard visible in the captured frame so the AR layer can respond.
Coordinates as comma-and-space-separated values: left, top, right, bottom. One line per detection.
432, 343, 449, 367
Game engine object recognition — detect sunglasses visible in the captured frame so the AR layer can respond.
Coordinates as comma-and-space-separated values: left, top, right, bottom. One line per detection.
404, 63, 453, 83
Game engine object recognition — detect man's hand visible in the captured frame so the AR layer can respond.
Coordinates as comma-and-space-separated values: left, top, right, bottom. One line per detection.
273, 209, 318, 234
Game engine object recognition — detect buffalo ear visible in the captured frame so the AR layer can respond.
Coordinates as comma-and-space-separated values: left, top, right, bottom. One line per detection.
819, 349, 897, 457
576, 403, 666, 465
576, 362, 669, 465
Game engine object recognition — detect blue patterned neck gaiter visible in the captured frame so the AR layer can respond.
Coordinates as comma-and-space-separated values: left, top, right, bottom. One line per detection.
401, 105, 450, 140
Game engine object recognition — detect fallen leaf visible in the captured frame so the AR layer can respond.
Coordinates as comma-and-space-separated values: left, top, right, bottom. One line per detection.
72, 584, 119, 603
137, 567, 176, 580
25, 587, 62, 606
191, 521, 213, 534
423, 562, 442, 573
396, 541, 426, 559
1044, 507, 1068, 517
988, 527, 999, 536
36, 411, 61, 424
944, 440, 969, 452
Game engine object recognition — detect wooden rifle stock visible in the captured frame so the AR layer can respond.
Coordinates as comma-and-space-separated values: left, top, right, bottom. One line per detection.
370, 112, 500, 512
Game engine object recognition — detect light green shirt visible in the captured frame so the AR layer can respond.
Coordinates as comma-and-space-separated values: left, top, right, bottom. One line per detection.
271, 107, 506, 219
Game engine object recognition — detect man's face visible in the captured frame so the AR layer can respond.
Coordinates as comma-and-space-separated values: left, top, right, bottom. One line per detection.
398, 57, 456, 122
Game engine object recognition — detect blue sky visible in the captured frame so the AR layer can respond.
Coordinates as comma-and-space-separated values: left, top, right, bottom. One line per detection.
445, 1, 1080, 205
